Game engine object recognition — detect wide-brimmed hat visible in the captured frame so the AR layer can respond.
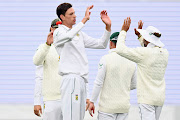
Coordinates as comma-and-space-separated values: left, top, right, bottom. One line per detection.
137, 26, 164, 47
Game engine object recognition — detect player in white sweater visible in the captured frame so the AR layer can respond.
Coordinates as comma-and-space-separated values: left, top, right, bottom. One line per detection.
116, 17, 169, 120
33, 18, 63, 120
88, 32, 137, 120
53, 3, 111, 120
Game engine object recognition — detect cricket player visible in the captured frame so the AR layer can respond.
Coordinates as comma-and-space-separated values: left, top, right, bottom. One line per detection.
33, 18, 63, 120
53, 3, 111, 120
116, 17, 169, 120
88, 32, 137, 120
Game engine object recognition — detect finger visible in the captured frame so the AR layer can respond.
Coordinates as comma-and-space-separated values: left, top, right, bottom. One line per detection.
34, 110, 40, 116
89, 110, 93, 117
89, 12, 91, 16
40, 108, 42, 114
89, 5, 94, 9
134, 28, 136, 32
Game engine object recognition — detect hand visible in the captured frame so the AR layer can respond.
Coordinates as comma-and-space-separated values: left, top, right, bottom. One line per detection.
86, 99, 90, 111
100, 10, 111, 32
46, 30, 53, 45
82, 5, 94, 24
134, 20, 143, 37
88, 102, 95, 117
34, 105, 42, 117
121, 17, 131, 32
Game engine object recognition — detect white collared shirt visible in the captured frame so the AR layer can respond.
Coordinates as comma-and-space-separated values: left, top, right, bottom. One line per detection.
53, 22, 111, 82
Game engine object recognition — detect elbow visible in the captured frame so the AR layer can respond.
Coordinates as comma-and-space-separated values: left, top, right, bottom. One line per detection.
33, 57, 42, 66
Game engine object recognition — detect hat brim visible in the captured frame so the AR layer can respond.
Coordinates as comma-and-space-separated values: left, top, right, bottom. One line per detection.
137, 29, 164, 47
52, 25, 58, 28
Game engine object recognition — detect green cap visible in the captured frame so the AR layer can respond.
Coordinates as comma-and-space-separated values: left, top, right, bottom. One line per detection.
51, 18, 61, 28
110, 32, 119, 41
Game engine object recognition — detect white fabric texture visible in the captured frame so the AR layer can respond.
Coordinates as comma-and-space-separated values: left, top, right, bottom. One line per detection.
91, 48, 136, 113
98, 111, 128, 120
139, 104, 162, 120
60, 74, 86, 120
116, 31, 169, 106
53, 22, 111, 83
34, 65, 43, 105
43, 100, 62, 120
33, 44, 61, 102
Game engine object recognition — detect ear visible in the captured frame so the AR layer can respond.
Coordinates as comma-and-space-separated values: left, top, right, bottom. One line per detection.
60, 14, 65, 21
50, 27, 53, 32
110, 41, 112, 47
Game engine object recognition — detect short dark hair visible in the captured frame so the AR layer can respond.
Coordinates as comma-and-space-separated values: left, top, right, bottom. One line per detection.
56, 3, 72, 21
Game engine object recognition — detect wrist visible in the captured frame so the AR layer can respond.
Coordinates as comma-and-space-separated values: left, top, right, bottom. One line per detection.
106, 24, 111, 32
138, 35, 142, 39
82, 17, 89, 24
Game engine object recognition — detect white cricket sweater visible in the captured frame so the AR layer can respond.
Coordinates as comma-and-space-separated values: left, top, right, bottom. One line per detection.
33, 44, 61, 101
98, 51, 136, 113
116, 31, 169, 106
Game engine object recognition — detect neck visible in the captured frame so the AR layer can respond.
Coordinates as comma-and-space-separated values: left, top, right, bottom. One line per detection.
62, 22, 72, 29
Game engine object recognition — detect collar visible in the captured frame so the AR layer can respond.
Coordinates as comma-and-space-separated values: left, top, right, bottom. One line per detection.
61, 24, 71, 31
108, 48, 116, 53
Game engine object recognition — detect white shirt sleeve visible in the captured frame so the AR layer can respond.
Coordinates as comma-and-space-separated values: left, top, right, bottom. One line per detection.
130, 65, 137, 90
86, 83, 90, 99
34, 65, 43, 105
90, 56, 106, 103
53, 22, 85, 47
82, 30, 111, 49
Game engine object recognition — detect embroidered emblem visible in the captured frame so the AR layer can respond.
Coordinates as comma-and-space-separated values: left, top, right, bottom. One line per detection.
58, 56, 60, 61
44, 104, 45, 109
75, 94, 78, 101
99, 63, 103, 69
149, 33, 153, 35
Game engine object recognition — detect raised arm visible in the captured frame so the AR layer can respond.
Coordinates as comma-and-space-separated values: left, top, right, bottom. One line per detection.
33, 31, 53, 65
116, 17, 145, 63
54, 5, 94, 47
83, 10, 111, 49
134, 20, 144, 47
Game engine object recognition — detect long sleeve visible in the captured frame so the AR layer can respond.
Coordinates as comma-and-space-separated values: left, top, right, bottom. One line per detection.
82, 30, 111, 49
116, 30, 146, 63
53, 22, 85, 47
90, 57, 106, 103
130, 65, 137, 90
86, 83, 90, 99
34, 65, 43, 105
33, 44, 50, 66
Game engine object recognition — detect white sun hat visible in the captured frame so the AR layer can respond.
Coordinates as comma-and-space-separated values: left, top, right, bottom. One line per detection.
137, 26, 164, 47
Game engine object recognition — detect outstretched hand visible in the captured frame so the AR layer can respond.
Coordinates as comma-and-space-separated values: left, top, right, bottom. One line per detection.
121, 17, 131, 32
134, 20, 143, 37
82, 5, 94, 24
100, 10, 111, 26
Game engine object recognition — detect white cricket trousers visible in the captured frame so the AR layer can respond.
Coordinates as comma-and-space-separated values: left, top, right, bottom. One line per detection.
43, 100, 62, 120
61, 74, 86, 120
98, 111, 128, 120
139, 104, 162, 120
